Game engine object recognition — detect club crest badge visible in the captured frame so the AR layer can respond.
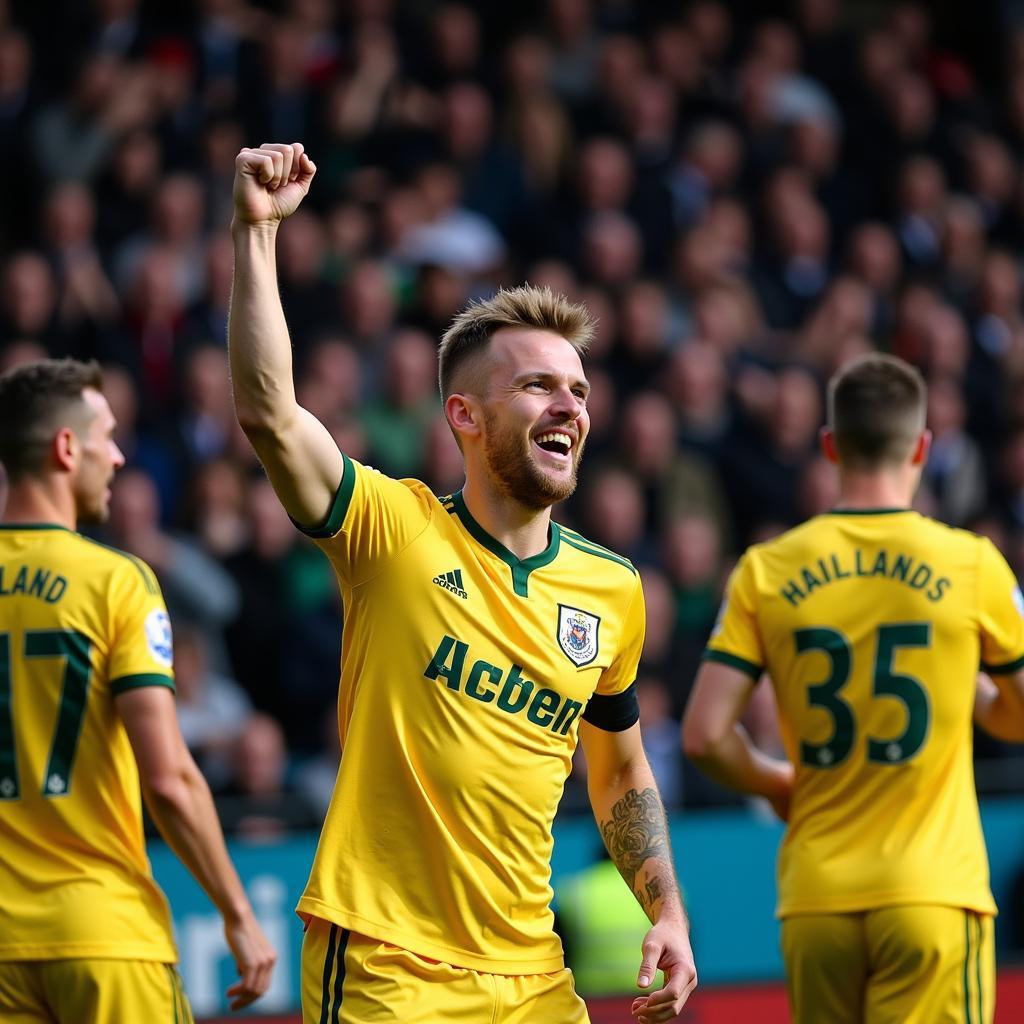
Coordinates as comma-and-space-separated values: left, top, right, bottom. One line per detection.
557, 605, 600, 667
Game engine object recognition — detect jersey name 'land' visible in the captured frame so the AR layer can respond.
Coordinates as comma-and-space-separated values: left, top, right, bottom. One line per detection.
0, 565, 68, 603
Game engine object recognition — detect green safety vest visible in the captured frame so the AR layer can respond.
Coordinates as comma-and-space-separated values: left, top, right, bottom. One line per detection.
556, 859, 659, 996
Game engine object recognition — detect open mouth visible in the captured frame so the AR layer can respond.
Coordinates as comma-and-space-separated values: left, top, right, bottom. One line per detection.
533, 431, 574, 462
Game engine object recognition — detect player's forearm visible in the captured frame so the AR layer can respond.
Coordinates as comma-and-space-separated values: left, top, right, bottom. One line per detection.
228, 221, 299, 432
590, 770, 687, 927
974, 674, 1024, 742
143, 759, 254, 924
686, 721, 791, 800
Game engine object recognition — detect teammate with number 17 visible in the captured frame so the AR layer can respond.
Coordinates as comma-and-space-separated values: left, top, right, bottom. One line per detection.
0, 360, 276, 1023
229, 142, 697, 1024
684, 354, 1024, 1024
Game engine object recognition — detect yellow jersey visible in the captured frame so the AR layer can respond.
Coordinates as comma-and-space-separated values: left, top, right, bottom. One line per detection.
0, 524, 177, 961
296, 456, 644, 974
705, 509, 1024, 919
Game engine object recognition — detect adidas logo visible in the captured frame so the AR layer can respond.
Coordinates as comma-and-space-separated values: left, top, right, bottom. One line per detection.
433, 569, 468, 599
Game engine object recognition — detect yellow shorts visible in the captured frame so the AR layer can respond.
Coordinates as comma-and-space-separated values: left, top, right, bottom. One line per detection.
0, 958, 192, 1024
301, 916, 590, 1023
781, 906, 993, 1024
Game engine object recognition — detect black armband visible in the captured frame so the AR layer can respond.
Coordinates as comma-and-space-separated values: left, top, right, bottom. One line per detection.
582, 681, 640, 731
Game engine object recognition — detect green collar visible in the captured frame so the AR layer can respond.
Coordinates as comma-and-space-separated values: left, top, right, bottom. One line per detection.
826, 508, 913, 516
0, 522, 74, 531
448, 491, 560, 597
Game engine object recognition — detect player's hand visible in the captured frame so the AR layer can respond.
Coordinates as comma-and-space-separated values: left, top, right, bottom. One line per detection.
232, 143, 316, 226
223, 911, 277, 1010
630, 919, 698, 1023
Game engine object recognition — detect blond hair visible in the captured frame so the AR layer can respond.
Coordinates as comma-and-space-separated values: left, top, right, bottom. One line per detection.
438, 285, 595, 399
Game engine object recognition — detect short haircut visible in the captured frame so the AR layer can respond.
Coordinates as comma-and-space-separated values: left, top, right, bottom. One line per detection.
438, 285, 595, 400
0, 358, 104, 479
827, 354, 926, 468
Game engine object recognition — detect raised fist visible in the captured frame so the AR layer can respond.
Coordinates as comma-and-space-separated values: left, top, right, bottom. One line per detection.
232, 142, 316, 226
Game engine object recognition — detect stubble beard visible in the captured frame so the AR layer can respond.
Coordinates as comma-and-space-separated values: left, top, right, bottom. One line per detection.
483, 408, 584, 511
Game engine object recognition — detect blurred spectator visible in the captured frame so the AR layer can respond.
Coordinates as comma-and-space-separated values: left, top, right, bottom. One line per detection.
276, 211, 335, 351
637, 677, 683, 809
33, 53, 152, 184
114, 171, 208, 306
923, 376, 986, 526
721, 366, 822, 541
578, 466, 653, 567
224, 477, 298, 721
175, 624, 253, 790
105, 466, 239, 672
359, 328, 439, 478
611, 391, 731, 543
395, 161, 506, 275
0, 28, 38, 249
217, 714, 319, 840
0, 250, 65, 353
41, 181, 120, 347
183, 456, 249, 559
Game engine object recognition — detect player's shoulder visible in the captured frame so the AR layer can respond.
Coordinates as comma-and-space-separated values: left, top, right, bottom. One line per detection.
65, 533, 161, 595
555, 524, 639, 580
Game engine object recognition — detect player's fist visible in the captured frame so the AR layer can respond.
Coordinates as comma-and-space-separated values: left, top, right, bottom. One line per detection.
232, 142, 316, 226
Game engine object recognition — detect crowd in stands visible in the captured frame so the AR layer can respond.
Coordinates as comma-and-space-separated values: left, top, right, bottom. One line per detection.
3, 0, 1024, 822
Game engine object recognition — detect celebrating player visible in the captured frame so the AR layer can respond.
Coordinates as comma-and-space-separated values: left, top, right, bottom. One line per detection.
228, 142, 696, 1024
0, 360, 275, 1022
684, 354, 1024, 1024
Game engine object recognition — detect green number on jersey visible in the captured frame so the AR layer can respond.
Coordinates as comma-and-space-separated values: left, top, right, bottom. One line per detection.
796, 627, 854, 767
796, 623, 931, 768
0, 630, 93, 799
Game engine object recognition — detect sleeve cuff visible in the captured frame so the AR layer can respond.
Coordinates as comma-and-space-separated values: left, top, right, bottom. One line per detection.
291, 453, 355, 538
702, 648, 763, 679
582, 682, 639, 731
111, 673, 175, 695
981, 653, 1024, 675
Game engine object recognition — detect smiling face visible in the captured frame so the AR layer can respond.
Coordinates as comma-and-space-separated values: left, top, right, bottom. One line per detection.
474, 328, 590, 510
72, 388, 125, 524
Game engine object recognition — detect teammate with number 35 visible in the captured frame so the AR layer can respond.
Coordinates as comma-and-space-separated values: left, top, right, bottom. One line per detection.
684, 354, 1024, 1024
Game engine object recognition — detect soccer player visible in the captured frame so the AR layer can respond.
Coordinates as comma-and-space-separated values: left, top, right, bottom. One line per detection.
228, 142, 697, 1024
0, 360, 276, 1022
683, 354, 1024, 1024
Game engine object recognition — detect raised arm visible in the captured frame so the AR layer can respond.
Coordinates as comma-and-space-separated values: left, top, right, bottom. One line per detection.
228, 142, 346, 528
117, 687, 276, 1010
580, 721, 697, 1023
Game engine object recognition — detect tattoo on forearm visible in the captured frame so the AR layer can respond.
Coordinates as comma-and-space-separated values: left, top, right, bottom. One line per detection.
645, 877, 663, 907
599, 786, 677, 912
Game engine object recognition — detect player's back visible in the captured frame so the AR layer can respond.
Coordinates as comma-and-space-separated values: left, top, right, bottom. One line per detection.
0, 524, 177, 961
716, 509, 1018, 917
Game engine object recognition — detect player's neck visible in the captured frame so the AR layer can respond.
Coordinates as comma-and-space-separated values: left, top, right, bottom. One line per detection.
2, 479, 77, 531
460, 475, 553, 561
834, 469, 914, 511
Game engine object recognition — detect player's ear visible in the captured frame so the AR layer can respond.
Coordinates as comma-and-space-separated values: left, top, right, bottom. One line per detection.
820, 427, 839, 464
911, 429, 931, 466
52, 425, 79, 472
445, 393, 481, 442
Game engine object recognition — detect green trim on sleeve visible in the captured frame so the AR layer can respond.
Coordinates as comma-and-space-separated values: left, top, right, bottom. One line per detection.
981, 653, 1024, 675
111, 673, 175, 695
702, 648, 763, 679
292, 453, 355, 538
